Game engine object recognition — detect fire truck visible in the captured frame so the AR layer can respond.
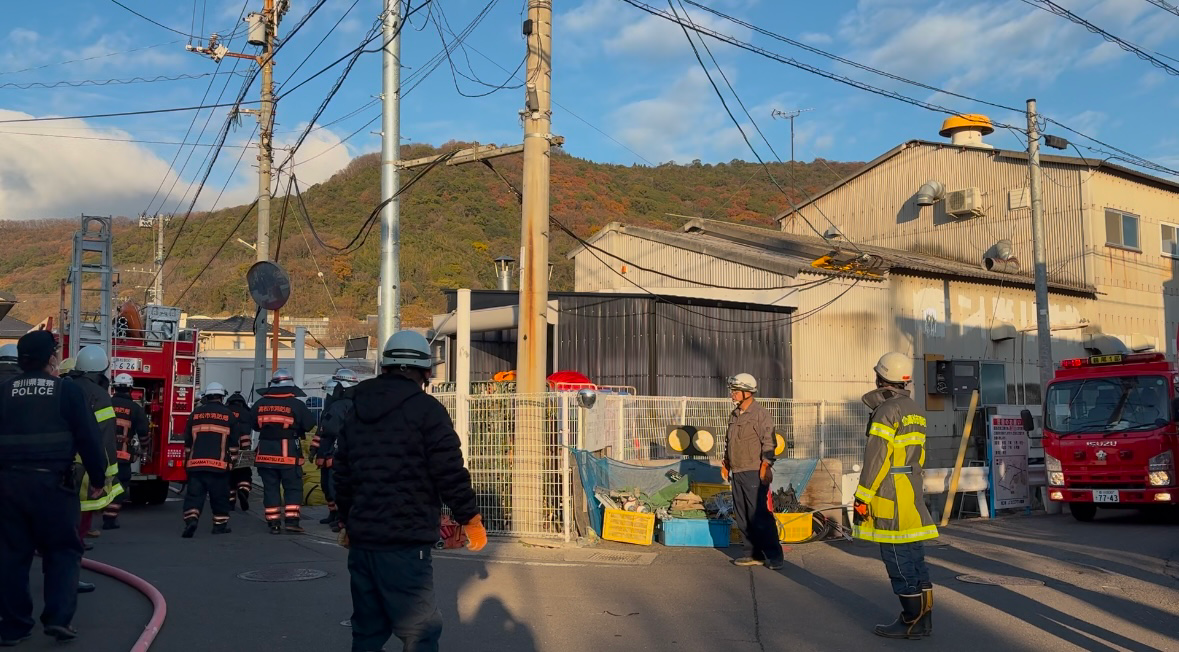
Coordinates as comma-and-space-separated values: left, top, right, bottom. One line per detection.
63, 302, 199, 505
1039, 350, 1178, 521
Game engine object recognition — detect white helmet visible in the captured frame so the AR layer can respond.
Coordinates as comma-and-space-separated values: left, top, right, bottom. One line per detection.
322, 378, 339, 395
874, 352, 913, 385
113, 373, 134, 389
332, 368, 360, 388
270, 368, 295, 387
381, 331, 433, 370
0, 343, 17, 362
203, 382, 227, 398
76, 345, 109, 373
727, 372, 758, 393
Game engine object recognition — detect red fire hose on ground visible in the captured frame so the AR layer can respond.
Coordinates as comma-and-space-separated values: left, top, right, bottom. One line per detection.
81, 558, 166, 651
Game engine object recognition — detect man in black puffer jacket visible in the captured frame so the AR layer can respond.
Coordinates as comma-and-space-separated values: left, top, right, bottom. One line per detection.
335, 330, 484, 652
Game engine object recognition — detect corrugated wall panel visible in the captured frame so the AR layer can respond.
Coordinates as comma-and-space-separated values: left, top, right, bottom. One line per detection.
557, 296, 654, 393
782, 143, 1089, 288
574, 231, 795, 292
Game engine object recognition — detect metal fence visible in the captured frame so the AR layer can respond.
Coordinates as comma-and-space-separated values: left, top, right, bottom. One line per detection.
429, 390, 870, 539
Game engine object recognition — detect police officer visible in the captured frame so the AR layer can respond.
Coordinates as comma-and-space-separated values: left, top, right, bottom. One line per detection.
721, 373, 783, 571
105, 373, 149, 530
0, 331, 109, 644
226, 390, 254, 512
335, 331, 485, 652
0, 343, 19, 382
853, 352, 938, 639
253, 369, 314, 534
67, 346, 123, 541
182, 383, 239, 538
313, 368, 359, 531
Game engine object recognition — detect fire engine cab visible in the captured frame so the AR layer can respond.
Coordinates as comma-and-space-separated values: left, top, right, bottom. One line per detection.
1039, 351, 1178, 521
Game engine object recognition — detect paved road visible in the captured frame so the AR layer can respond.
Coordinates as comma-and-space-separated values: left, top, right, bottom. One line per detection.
20, 498, 1179, 651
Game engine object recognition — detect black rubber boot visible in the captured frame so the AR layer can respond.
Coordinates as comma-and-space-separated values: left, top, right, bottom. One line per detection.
181, 520, 198, 539
285, 518, 305, 534
320, 510, 339, 525
212, 523, 232, 535
268, 522, 282, 535
915, 585, 933, 637
102, 516, 120, 530
873, 594, 923, 639
237, 488, 250, 512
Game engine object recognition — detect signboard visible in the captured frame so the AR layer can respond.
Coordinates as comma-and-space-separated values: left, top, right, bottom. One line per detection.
988, 415, 1031, 511
344, 336, 369, 360
111, 357, 143, 372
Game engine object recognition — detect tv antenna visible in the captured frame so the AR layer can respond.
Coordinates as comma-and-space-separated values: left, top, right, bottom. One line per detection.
772, 108, 815, 197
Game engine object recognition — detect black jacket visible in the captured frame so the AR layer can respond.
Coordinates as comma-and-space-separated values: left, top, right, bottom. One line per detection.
68, 371, 116, 469
335, 374, 478, 548
251, 387, 314, 468
313, 385, 352, 460
184, 398, 239, 472
226, 392, 253, 451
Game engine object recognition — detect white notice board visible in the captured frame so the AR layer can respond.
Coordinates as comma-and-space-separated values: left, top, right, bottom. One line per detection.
988, 414, 1031, 511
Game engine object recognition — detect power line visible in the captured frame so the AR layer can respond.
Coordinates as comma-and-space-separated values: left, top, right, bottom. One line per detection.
0, 100, 262, 124
277, 0, 365, 91
173, 199, 259, 304
1143, 0, 1179, 18
0, 40, 183, 77
0, 70, 250, 90
0, 129, 254, 147
1018, 0, 1179, 76
431, 0, 529, 98
107, 0, 222, 39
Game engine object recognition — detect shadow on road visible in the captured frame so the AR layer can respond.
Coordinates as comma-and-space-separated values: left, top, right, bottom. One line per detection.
453, 594, 539, 652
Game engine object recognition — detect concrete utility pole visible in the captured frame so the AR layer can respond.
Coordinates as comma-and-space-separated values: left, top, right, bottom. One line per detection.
1026, 98, 1054, 390
153, 214, 166, 304
378, 0, 402, 362
514, 0, 553, 534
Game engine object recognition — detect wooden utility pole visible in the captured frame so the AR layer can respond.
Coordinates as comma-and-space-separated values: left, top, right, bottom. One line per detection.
513, 0, 553, 534
1026, 99, 1053, 389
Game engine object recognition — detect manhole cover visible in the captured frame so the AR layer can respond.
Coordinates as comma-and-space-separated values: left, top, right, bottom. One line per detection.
238, 568, 328, 582
956, 574, 1044, 587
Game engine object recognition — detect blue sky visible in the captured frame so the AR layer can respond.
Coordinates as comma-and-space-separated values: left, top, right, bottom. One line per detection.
0, 0, 1177, 219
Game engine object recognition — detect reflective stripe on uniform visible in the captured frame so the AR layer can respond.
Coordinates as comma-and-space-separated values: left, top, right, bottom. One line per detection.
94, 406, 116, 422
851, 522, 938, 543
80, 481, 125, 512
868, 422, 896, 441
854, 485, 876, 502
188, 459, 229, 470
894, 433, 926, 447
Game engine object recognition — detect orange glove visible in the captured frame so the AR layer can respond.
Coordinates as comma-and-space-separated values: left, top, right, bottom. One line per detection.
464, 514, 488, 552
759, 460, 773, 485
853, 499, 870, 525
721, 463, 730, 483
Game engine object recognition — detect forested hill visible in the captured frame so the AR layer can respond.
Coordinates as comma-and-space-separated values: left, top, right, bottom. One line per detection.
0, 142, 861, 332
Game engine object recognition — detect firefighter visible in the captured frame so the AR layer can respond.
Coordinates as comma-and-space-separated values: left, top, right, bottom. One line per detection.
313, 368, 359, 531
181, 383, 239, 538
0, 343, 19, 381
335, 330, 485, 652
105, 373, 149, 530
853, 352, 938, 639
253, 369, 314, 534
67, 346, 123, 541
226, 390, 254, 512
0, 331, 109, 644
721, 373, 783, 570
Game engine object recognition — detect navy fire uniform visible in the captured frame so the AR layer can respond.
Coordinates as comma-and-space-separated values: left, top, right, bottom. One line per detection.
181, 396, 239, 537
226, 392, 254, 511
253, 386, 314, 533
105, 391, 149, 529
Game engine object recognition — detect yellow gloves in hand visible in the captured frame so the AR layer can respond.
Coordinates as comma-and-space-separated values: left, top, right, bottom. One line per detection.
465, 514, 488, 552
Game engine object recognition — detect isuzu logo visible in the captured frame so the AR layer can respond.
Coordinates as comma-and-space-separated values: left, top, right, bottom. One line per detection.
1096, 450, 1108, 461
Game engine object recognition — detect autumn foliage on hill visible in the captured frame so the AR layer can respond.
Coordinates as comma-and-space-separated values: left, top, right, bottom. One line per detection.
0, 143, 860, 330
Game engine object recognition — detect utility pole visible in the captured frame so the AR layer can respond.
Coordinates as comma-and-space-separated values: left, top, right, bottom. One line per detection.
1026, 98, 1054, 390
153, 215, 166, 304
771, 108, 814, 197
514, 0, 553, 534
378, 0, 402, 361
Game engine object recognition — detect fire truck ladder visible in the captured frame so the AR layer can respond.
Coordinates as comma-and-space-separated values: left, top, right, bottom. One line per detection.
68, 216, 114, 359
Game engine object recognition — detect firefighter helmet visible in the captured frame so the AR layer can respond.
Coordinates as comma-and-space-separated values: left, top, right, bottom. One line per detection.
726, 373, 758, 393
874, 352, 913, 385
0, 343, 17, 362
323, 378, 338, 395
332, 368, 360, 387
58, 357, 76, 374
76, 345, 109, 373
113, 373, 134, 389
381, 331, 433, 370
203, 382, 227, 398
270, 368, 295, 387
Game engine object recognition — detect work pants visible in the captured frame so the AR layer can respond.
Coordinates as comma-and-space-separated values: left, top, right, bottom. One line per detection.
321, 466, 336, 511
228, 466, 252, 509
0, 469, 83, 639
731, 470, 783, 562
259, 466, 302, 524
879, 542, 931, 595
348, 545, 442, 652
102, 463, 133, 523
183, 470, 231, 527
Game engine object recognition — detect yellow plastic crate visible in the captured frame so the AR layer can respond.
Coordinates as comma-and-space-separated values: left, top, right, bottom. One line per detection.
602, 509, 656, 546
775, 512, 813, 543
691, 482, 730, 503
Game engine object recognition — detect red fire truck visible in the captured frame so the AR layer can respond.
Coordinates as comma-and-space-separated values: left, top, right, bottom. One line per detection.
63, 303, 199, 505
1039, 351, 1178, 521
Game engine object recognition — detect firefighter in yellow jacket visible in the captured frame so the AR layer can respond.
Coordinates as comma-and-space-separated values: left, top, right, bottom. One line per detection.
853, 352, 938, 640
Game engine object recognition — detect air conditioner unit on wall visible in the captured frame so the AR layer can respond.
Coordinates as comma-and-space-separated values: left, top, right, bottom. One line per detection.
946, 187, 984, 218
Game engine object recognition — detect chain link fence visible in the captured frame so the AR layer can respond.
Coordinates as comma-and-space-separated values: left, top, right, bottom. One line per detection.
429, 390, 870, 539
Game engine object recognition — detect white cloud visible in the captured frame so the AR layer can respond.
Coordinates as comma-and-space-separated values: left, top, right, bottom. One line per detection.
1057, 109, 1107, 138
0, 110, 185, 219
0, 32, 186, 77
799, 32, 833, 45
214, 125, 356, 208
560, 0, 751, 60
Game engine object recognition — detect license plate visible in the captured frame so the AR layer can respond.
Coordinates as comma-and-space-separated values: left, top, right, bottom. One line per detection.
1093, 490, 1120, 503
111, 357, 143, 372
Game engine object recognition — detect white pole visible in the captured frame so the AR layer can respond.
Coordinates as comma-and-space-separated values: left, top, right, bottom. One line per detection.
456, 289, 472, 463
378, 0, 402, 359
294, 326, 306, 389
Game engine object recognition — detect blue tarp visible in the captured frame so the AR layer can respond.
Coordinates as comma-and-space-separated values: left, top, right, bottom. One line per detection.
571, 450, 820, 536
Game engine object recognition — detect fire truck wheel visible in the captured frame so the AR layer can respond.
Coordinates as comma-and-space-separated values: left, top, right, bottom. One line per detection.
130, 480, 171, 506
1069, 502, 1097, 522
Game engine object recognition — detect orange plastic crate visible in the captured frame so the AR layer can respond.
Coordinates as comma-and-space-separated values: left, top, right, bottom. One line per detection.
602, 509, 656, 546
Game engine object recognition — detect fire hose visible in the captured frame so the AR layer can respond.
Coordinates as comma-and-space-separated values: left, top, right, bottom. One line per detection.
81, 558, 166, 651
